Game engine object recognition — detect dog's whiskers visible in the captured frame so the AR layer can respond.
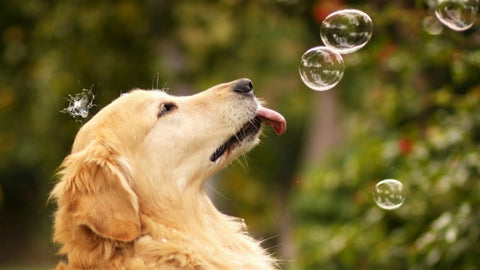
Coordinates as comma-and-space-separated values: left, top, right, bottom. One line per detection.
204, 182, 231, 201
234, 155, 250, 171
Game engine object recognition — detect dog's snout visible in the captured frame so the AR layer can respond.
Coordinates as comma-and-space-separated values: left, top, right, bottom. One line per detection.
233, 79, 253, 94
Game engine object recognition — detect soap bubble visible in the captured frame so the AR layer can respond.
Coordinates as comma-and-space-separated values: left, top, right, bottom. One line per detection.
423, 16, 444, 35
373, 179, 406, 210
299, 46, 344, 91
61, 88, 95, 121
320, 9, 373, 54
434, 0, 479, 31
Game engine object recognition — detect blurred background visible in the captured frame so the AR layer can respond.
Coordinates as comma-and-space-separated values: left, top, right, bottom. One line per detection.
1, 0, 480, 269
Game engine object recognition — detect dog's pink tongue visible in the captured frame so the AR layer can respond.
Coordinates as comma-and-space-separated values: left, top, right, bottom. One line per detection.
257, 106, 287, 135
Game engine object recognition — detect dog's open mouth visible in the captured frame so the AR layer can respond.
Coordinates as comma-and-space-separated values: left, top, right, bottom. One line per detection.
210, 106, 286, 162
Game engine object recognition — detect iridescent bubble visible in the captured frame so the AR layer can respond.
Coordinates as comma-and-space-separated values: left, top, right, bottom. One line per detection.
434, 0, 479, 31
61, 88, 95, 121
320, 9, 373, 54
373, 179, 406, 210
299, 46, 344, 91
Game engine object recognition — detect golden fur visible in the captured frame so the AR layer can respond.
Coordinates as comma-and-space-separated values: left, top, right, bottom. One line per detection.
51, 79, 284, 269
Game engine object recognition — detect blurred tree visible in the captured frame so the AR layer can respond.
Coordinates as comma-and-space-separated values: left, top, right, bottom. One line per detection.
291, 1, 480, 269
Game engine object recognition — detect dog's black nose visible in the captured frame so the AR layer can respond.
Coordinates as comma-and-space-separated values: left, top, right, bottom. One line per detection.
233, 79, 254, 94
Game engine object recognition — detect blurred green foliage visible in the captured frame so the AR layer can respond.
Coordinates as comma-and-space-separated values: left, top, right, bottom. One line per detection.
1, 0, 480, 269
290, 2, 480, 270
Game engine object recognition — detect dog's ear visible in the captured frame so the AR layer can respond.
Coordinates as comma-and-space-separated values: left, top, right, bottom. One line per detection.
52, 139, 140, 242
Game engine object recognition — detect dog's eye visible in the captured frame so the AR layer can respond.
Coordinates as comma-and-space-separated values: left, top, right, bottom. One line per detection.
158, 102, 177, 117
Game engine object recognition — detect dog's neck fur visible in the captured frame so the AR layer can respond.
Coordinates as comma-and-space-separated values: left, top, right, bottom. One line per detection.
55, 181, 277, 269
136, 183, 278, 269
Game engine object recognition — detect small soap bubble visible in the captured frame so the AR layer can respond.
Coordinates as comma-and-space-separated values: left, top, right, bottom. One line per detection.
434, 0, 479, 31
61, 88, 95, 121
320, 9, 373, 54
299, 46, 345, 91
423, 16, 444, 35
373, 179, 406, 210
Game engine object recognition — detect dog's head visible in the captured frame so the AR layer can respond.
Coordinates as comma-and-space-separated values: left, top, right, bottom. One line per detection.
51, 79, 286, 243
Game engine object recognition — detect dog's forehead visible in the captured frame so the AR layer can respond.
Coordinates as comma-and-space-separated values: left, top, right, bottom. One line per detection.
73, 90, 171, 148
121, 89, 171, 102
111, 89, 180, 111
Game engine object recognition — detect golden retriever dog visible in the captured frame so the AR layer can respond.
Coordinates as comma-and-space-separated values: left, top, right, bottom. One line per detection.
51, 78, 286, 270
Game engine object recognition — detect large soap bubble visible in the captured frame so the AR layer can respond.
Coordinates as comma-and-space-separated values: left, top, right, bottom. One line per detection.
320, 9, 373, 54
373, 179, 406, 210
435, 0, 479, 31
299, 46, 345, 91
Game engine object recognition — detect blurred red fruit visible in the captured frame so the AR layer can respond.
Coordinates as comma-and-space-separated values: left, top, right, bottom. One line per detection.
398, 137, 412, 155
